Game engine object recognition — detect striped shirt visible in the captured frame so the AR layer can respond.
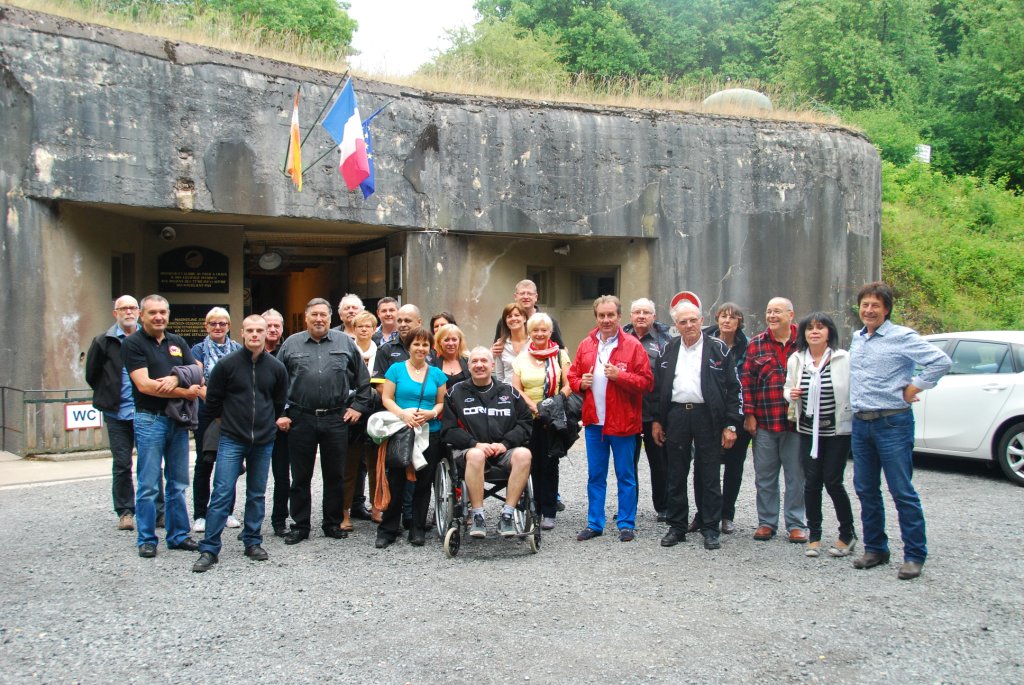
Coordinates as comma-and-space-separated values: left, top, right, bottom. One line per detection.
796, 363, 837, 436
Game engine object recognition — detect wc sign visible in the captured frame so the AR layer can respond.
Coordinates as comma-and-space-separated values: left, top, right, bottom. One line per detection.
65, 403, 103, 430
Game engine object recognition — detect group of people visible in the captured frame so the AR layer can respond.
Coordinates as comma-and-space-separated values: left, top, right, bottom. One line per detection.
86, 279, 950, 580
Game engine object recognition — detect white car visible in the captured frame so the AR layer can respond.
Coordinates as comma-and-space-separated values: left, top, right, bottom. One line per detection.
913, 331, 1024, 487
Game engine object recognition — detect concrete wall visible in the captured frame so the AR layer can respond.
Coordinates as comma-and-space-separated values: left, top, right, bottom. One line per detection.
0, 6, 881, 450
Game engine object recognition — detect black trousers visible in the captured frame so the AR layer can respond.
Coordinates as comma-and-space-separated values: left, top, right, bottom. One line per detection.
529, 419, 560, 518
633, 420, 668, 514
287, 412, 348, 533
381, 431, 441, 537
192, 401, 214, 519
800, 432, 855, 542
694, 426, 752, 521
269, 429, 290, 526
664, 403, 722, 534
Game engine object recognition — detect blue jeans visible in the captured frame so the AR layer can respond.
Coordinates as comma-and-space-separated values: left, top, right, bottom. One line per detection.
852, 410, 926, 562
584, 425, 638, 531
134, 411, 190, 548
199, 435, 273, 557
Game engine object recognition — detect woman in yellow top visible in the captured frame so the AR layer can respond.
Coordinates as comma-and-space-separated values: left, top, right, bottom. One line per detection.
512, 313, 571, 530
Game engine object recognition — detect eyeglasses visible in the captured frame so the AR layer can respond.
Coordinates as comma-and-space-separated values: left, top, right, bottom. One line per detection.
116, 306, 138, 313
207, 321, 229, 327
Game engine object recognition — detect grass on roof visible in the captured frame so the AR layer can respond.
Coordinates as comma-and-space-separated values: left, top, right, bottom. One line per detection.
7, 0, 845, 127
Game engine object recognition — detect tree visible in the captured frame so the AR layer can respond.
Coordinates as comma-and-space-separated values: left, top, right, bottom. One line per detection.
209, 0, 357, 49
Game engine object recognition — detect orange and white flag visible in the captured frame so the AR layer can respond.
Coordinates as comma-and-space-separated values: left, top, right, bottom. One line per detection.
286, 88, 302, 191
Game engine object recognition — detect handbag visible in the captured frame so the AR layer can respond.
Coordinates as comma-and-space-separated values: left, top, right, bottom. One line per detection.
385, 426, 415, 468
384, 370, 429, 469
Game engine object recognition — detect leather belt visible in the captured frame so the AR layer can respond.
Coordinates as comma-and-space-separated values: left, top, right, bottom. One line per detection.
292, 406, 344, 417
671, 402, 706, 411
855, 407, 910, 421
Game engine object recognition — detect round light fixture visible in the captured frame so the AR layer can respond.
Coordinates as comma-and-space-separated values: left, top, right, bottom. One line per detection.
258, 250, 283, 271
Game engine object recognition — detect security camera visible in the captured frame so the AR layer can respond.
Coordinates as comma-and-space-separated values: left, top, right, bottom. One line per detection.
160, 226, 176, 241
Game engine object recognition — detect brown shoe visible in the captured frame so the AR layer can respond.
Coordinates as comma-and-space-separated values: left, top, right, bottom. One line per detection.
686, 517, 701, 534
853, 551, 891, 569
117, 513, 135, 531
897, 560, 924, 580
371, 507, 383, 524
721, 519, 736, 534
788, 528, 809, 543
753, 525, 775, 541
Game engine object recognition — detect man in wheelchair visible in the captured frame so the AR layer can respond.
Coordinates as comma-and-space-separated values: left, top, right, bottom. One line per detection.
442, 346, 533, 538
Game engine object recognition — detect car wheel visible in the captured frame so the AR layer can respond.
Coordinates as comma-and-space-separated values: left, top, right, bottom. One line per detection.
995, 422, 1024, 487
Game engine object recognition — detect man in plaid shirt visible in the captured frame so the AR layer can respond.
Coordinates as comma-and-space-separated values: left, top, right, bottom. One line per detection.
741, 297, 808, 543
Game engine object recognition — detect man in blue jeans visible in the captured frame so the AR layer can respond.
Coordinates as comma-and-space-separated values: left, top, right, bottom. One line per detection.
850, 282, 950, 580
192, 315, 289, 572
121, 294, 203, 558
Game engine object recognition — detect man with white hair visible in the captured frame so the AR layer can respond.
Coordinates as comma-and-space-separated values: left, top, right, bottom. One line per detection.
336, 293, 364, 338
652, 301, 742, 550
441, 347, 533, 538
492, 279, 565, 350
623, 297, 673, 521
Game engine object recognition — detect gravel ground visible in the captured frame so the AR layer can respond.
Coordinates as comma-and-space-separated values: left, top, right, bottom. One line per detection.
0, 444, 1021, 684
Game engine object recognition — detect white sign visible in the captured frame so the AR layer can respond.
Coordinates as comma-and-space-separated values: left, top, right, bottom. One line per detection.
65, 403, 103, 430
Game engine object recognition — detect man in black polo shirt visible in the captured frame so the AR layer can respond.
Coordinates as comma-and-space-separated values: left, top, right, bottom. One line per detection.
121, 294, 203, 558
277, 298, 373, 544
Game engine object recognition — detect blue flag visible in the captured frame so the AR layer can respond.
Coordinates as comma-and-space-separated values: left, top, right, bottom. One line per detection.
359, 119, 375, 199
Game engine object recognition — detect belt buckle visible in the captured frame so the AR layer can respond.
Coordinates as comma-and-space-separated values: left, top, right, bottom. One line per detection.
685, 403, 695, 410
314, 408, 329, 417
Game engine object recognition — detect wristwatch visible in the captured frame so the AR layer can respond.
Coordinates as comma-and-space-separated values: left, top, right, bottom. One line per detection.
724, 425, 737, 433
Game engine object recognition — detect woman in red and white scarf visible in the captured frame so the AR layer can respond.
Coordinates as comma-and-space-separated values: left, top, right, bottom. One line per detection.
512, 313, 571, 530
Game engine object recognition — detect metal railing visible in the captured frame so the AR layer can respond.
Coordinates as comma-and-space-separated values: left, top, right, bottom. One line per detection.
1, 387, 108, 456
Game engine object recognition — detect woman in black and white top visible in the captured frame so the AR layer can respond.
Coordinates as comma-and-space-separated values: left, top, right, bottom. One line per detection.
784, 312, 857, 559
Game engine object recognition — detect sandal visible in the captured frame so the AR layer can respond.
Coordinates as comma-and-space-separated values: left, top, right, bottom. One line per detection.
340, 521, 354, 533
805, 541, 821, 558
828, 538, 857, 557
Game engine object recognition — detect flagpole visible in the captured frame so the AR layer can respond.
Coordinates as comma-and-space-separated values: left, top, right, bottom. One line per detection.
301, 69, 350, 149
300, 99, 393, 177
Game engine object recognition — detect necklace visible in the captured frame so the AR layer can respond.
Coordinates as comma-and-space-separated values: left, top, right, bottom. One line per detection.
408, 360, 427, 375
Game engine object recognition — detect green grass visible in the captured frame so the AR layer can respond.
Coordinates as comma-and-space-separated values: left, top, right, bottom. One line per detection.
882, 162, 1024, 333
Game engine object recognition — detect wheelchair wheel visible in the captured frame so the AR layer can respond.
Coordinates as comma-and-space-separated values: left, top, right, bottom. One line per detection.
443, 526, 461, 558
514, 476, 536, 535
529, 527, 540, 554
434, 457, 455, 538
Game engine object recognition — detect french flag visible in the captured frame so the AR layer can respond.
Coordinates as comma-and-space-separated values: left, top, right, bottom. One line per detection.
321, 79, 370, 191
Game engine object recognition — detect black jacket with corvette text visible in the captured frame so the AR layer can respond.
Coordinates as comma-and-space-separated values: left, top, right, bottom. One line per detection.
441, 379, 533, 451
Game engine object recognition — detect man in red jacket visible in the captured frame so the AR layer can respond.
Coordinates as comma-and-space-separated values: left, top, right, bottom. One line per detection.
568, 296, 654, 542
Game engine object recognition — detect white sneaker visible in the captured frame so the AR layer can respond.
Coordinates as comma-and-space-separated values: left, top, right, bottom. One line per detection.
541, 516, 556, 530
193, 517, 206, 533
226, 515, 241, 528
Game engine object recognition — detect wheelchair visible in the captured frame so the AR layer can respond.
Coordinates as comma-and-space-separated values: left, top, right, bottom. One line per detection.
433, 450, 541, 558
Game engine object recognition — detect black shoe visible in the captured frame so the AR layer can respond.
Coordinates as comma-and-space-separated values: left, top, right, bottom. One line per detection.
138, 543, 157, 558
721, 518, 736, 534
375, 532, 395, 549
686, 516, 701, 534
244, 545, 269, 561
350, 505, 373, 521
853, 551, 891, 569
272, 523, 288, 537
409, 529, 426, 546
619, 528, 636, 542
168, 537, 199, 551
323, 527, 349, 540
556, 498, 566, 512
703, 532, 721, 550
155, 514, 165, 529
576, 527, 602, 541
284, 530, 309, 545
192, 551, 218, 572
660, 530, 686, 547
401, 516, 413, 530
